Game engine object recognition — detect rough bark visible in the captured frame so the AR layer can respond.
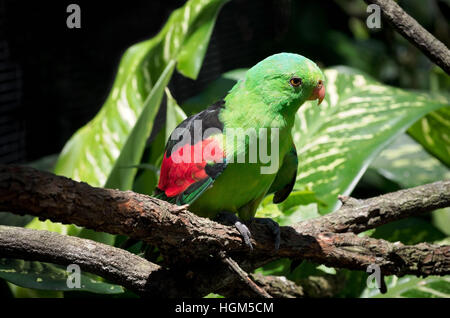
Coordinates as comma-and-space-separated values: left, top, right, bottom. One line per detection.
0, 165, 449, 297
299, 182, 450, 234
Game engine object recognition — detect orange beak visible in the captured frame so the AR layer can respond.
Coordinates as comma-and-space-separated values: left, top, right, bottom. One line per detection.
308, 80, 325, 106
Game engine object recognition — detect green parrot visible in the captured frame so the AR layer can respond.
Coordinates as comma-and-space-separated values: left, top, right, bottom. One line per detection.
155, 53, 325, 249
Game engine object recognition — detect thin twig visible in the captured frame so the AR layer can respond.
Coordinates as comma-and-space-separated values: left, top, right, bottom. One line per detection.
219, 251, 272, 298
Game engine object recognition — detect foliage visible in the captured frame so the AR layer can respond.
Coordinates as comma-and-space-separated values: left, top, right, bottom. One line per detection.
1, 0, 228, 297
408, 107, 450, 167
1, 0, 449, 298
361, 275, 450, 298
0, 259, 123, 295
54, 0, 228, 189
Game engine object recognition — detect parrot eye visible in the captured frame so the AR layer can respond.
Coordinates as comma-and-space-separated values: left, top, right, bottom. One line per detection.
289, 77, 302, 87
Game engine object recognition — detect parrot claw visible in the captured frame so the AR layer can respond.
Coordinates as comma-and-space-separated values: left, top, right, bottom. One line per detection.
252, 217, 280, 251
215, 211, 254, 251
234, 221, 253, 251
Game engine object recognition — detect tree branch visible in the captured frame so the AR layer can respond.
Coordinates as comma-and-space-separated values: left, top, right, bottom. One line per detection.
0, 165, 449, 297
0, 165, 243, 261
364, 0, 450, 74
220, 273, 305, 298
0, 225, 177, 297
219, 251, 272, 298
0, 224, 262, 298
298, 181, 450, 234
219, 273, 344, 298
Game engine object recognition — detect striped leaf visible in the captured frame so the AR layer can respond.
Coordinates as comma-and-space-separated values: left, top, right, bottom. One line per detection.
7, 0, 228, 296
362, 275, 450, 298
369, 133, 450, 189
0, 259, 123, 295
293, 66, 450, 213
408, 107, 450, 167
54, 0, 228, 188
30, 0, 226, 239
133, 88, 187, 195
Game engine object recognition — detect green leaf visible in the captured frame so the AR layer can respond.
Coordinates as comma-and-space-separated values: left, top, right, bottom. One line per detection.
370, 133, 450, 189
103, 60, 176, 190
26, 218, 80, 237
204, 293, 224, 298
432, 208, 450, 236
133, 88, 187, 195
0, 212, 33, 228
54, 0, 228, 189
256, 187, 324, 226
25, 154, 59, 172
0, 259, 124, 294
293, 66, 450, 213
371, 217, 446, 245
7, 284, 63, 298
165, 87, 188, 139
31, 0, 227, 240
176, 1, 228, 79
367, 132, 448, 245
288, 261, 336, 281
408, 107, 450, 167
257, 202, 320, 227
254, 259, 291, 277
362, 275, 450, 298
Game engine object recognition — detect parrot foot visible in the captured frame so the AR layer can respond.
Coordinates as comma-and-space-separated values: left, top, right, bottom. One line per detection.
251, 217, 280, 251
215, 211, 253, 251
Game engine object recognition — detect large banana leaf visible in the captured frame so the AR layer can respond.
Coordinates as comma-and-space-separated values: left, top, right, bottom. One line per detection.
103, 61, 175, 190
361, 274, 450, 298
368, 132, 450, 243
28, 0, 226, 236
0, 259, 123, 295
5, 0, 228, 296
55, 0, 228, 188
293, 67, 449, 213
370, 133, 450, 189
133, 88, 187, 195
408, 107, 450, 168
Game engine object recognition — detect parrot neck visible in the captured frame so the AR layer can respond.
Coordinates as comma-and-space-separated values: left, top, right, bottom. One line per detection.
220, 83, 301, 132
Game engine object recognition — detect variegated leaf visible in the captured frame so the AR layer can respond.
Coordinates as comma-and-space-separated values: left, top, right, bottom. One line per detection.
54, 0, 228, 188
293, 66, 450, 213
362, 275, 450, 298
370, 133, 450, 189
408, 107, 450, 167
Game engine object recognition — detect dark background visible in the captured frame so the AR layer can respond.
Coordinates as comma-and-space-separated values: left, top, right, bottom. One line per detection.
0, 0, 448, 164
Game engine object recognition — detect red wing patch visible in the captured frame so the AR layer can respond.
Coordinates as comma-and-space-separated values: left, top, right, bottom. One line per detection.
158, 138, 224, 197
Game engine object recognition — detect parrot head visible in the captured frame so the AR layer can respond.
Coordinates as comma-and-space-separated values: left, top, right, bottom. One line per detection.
241, 52, 325, 115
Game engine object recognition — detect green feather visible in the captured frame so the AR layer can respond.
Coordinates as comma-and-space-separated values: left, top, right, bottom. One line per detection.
177, 177, 214, 205
269, 144, 298, 203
